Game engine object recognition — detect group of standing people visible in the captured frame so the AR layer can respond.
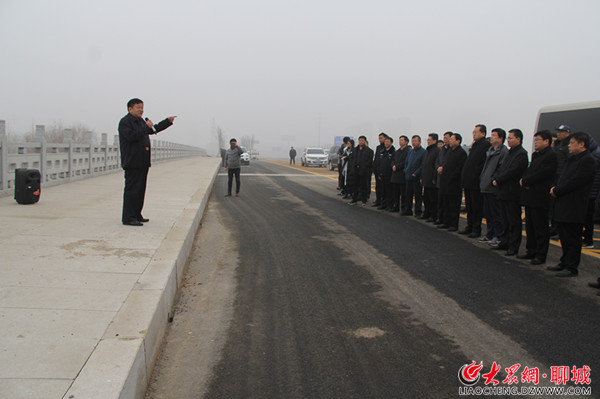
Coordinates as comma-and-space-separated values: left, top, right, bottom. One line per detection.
337, 124, 600, 287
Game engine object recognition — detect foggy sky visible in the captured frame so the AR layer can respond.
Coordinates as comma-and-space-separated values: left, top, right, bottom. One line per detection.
1, 0, 599, 157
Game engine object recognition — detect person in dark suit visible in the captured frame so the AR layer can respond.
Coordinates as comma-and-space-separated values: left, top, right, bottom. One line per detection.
547, 132, 596, 277
389, 135, 410, 212
349, 136, 374, 206
372, 133, 387, 207
460, 124, 491, 238
492, 129, 528, 256
434, 132, 452, 224
518, 130, 557, 264
377, 136, 395, 210
119, 98, 176, 226
421, 133, 441, 221
438, 133, 467, 231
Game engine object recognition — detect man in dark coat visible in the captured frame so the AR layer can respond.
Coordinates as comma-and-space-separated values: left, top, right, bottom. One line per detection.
390, 135, 410, 212
404, 135, 426, 216
337, 137, 350, 193
377, 136, 395, 210
434, 132, 452, 224
492, 129, 528, 256
371, 133, 387, 206
548, 132, 596, 277
549, 125, 571, 236
460, 124, 491, 238
350, 135, 374, 205
421, 133, 441, 221
438, 133, 467, 231
518, 130, 557, 264
582, 137, 600, 248
289, 147, 297, 165
119, 98, 176, 226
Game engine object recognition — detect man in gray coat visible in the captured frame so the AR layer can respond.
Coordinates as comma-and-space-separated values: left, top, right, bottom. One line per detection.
479, 129, 508, 245
225, 138, 244, 196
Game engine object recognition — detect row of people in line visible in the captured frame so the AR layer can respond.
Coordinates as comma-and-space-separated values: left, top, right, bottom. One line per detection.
336, 125, 600, 279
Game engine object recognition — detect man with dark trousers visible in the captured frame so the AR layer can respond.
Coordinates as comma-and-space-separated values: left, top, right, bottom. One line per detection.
390, 135, 410, 212
492, 129, 528, 256
377, 136, 395, 210
434, 132, 452, 224
349, 135, 374, 206
460, 124, 491, 238
518, 130, 557, 265
549, 125, 571, 236
225, 138, 244, 197
439, 133, 467, 231
404, 135, 426, 216
119, 98, 176, 226
337, 137, 350, 192
548, 132, 596, 277
372, 133, 387, 207
421, 133, 440, 221
289, 146, 297, 165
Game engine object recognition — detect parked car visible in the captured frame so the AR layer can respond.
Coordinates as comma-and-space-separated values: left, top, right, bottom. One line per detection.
301, 147, 328, 167
240, 146, 250, 165
327, 145, 340, 170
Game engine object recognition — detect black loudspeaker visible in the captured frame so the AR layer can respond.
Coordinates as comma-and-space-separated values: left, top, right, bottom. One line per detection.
14, 168, 41, 204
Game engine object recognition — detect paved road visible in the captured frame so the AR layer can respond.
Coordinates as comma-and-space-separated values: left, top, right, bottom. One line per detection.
146, 160, 599, 399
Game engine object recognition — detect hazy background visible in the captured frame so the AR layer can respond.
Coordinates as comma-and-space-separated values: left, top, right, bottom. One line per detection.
1, 0, 599, 157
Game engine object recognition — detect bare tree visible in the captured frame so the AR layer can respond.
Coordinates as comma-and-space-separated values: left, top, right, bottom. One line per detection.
239, 135, 257, 150
21, 121, 97, 143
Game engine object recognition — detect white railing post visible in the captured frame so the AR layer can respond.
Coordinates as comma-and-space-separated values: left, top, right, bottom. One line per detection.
0, 120, 7, 190
36, 125, 46, 183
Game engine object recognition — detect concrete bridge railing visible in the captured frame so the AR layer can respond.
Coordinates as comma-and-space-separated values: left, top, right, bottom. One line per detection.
0, 120, 207, 195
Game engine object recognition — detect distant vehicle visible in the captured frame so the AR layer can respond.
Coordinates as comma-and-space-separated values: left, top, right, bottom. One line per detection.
535, 101, 600, 149
240, 146, 250, 165
328, 145, 341, 170
301, 147, 328, 167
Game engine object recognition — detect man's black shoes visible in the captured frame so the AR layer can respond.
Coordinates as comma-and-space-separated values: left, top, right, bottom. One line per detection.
447, 227, 458, 232
547, 265, 565, 272
458, 230, 471, 235
505, 249, 517, 256
516, 253, 535, 260
588, 281, 600, 288
530, 258, 545, 265
138, 218, 150, 223
556, 270, 577, 278
123, 220, 143, 226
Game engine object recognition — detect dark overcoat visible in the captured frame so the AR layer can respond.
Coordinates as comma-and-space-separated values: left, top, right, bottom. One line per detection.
520, 146, 557, 209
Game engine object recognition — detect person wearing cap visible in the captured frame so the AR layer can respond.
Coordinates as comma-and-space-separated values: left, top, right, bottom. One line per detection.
547, 132, 596, 277
225, 138, 244, 196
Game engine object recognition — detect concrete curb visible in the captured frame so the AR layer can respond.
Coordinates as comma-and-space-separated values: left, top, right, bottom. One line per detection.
63, 160, 221, 399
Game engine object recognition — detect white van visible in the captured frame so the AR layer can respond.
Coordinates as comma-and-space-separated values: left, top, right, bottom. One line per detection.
535, 101, 600, 143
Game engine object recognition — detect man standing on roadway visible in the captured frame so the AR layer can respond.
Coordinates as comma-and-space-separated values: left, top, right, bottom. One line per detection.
225, 138, 244, 197
119, 98, 176, 226
289, 146, 297, 165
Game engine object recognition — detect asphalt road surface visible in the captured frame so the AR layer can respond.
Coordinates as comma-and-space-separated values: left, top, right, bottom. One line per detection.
146, 160, 599, 399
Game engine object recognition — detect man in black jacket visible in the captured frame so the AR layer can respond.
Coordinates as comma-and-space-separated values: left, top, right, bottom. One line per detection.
421, 133, 441, 221
518, 130, 557, 264
548, 132, 596, 277
372, 133, 387, 207
434, 132, 452, 224
460, 124, 491, 237
549, 125, 571, 236
390, 135, 410, 212
350, 136, 374, 205
492, 129, 528, 256
377, 136, 395, 210
438, 133, 467, 231
119, 98, 176, 226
